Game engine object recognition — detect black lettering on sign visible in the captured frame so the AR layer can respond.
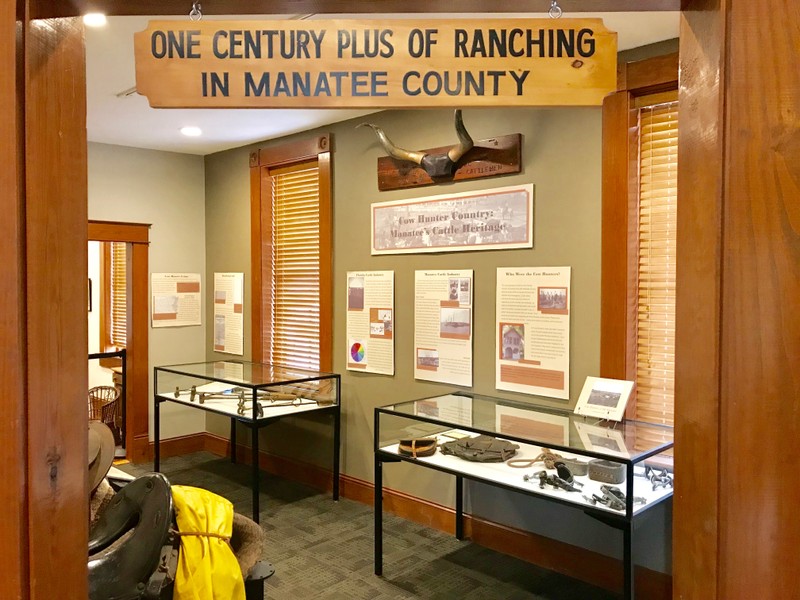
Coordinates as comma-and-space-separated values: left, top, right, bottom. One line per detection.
408, 29, 438, 58
214, 29, 328, 59
244, 71, 390, 97
403, 70, 521, 97
337, 29, 395, 58
201, 72, 229, 97
151, 30, 201, 58
452, 27, 595, 59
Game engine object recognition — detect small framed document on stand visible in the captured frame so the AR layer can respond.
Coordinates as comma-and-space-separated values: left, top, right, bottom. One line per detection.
574, 377, 634, 422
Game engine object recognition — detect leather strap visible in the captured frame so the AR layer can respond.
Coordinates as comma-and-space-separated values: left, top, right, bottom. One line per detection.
506, 448, 562, 469
398, 438, 437, 458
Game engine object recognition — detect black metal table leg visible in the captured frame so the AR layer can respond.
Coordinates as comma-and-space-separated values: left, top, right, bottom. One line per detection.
252, 424, 260, 523
230, 418, 237, 464
624, 521, 634, 600
455, 475, 464, 540
374, 456, 383, 576
332, 404, 341, 500
153, 393, 161, 472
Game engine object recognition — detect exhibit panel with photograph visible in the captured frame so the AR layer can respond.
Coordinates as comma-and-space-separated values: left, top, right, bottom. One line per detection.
213, 272, 244, 355
495, 267, 571, 399
345, 271, 395, 376
414, 270, 473, 387
574, 376, 634, 422
151, 272, 202, 327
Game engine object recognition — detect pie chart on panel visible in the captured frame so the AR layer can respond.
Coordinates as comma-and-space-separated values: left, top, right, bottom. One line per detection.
350, 342, 366, 363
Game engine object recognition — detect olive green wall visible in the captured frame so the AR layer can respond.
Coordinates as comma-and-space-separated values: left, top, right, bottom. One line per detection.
88, 142, 208, 441
204, 105, 602, 498
203, 106, 670, 572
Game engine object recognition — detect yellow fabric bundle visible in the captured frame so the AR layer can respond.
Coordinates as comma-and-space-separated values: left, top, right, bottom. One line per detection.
171, 485, 245, 600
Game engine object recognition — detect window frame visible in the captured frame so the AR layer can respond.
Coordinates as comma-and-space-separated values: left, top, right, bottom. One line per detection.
250, 135, 333, 371
600, 53, 678, 420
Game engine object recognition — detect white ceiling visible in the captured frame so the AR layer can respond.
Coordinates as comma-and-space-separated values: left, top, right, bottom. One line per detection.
85, 13, 679, 156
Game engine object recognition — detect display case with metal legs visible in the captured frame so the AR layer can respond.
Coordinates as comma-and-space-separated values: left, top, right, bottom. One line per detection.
154, 361, 341, 523
374, 391, 673, 599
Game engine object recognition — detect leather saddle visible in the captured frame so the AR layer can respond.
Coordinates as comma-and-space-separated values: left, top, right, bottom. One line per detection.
88, 472, 273, 600
88, 473, 176, 600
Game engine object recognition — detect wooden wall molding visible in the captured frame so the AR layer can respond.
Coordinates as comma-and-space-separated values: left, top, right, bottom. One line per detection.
673, 4, 724, 598
197, 435, 669, 598
250, 136, 333, 370
4, 2, 793, 598
88, 220, 151, 464
600, 53, 678, 409
88, 220, 151, 244
0, 1, 26, 595
147, 432, 207, 461
676, 0, 800, 597
23, 15, 89, 598
34, 0, 680, 19
617, 52, 679, 93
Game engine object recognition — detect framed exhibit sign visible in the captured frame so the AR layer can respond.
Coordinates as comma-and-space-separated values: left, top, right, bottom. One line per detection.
574, 376, 634, 422
372, 184, 533, 255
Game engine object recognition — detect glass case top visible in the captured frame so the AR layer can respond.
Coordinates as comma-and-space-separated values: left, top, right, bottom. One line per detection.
379, 391, 673, 462
156, 360, 337, 387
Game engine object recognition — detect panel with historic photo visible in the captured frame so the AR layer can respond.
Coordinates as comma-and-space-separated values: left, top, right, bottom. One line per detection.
573, 376, 634, 422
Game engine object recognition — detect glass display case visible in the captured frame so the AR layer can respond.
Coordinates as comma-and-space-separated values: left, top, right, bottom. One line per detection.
374, 391, 673, 600
154, 361, 341, 522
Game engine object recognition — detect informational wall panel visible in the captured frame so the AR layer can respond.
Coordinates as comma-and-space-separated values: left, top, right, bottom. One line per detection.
151, 272, 201, 327
414, 270, 473, 387
495, 267, 571, 399
346, 271, 395, 375
213, 272, 244, 355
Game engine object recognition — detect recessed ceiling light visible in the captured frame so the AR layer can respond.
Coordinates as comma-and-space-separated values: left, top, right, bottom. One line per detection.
180, 126, 203, 137
83, 13, 107, 27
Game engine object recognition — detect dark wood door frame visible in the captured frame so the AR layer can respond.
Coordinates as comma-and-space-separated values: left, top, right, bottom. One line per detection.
4, 2, 798, 598
88, 221, 151, 463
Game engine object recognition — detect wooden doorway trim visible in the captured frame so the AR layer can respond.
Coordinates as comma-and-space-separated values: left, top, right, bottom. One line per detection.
0, 13, 89, 599
7, 2, 799, 599
88, 220, 151, 463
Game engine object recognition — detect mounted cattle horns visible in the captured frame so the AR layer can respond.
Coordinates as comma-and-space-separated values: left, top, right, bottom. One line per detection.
358, 109, 474, 178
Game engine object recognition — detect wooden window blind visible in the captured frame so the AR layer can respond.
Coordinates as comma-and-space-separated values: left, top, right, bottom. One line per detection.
267, 160, 321, 370
101, 241, 127, 350
635, 98, 678, 428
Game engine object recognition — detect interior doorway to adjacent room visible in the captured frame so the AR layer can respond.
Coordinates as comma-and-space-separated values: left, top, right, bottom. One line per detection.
88, 220, 151, 462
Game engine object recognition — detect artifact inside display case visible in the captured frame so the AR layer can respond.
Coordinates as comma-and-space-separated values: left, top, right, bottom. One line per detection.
375, 391, 674, 517
155, 361, 339, 421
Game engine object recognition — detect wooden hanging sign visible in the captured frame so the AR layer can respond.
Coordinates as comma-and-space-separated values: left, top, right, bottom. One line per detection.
134, 19, 617, 108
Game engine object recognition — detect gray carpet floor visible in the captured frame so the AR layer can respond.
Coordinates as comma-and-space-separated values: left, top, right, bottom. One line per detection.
120, 452, 618, 600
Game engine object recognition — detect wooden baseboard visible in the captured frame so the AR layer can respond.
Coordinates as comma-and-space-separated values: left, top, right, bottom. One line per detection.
129, 434, 151, 463
204, 432, 337, 493
196, 433, 669, 598
146, 432, 206, 461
